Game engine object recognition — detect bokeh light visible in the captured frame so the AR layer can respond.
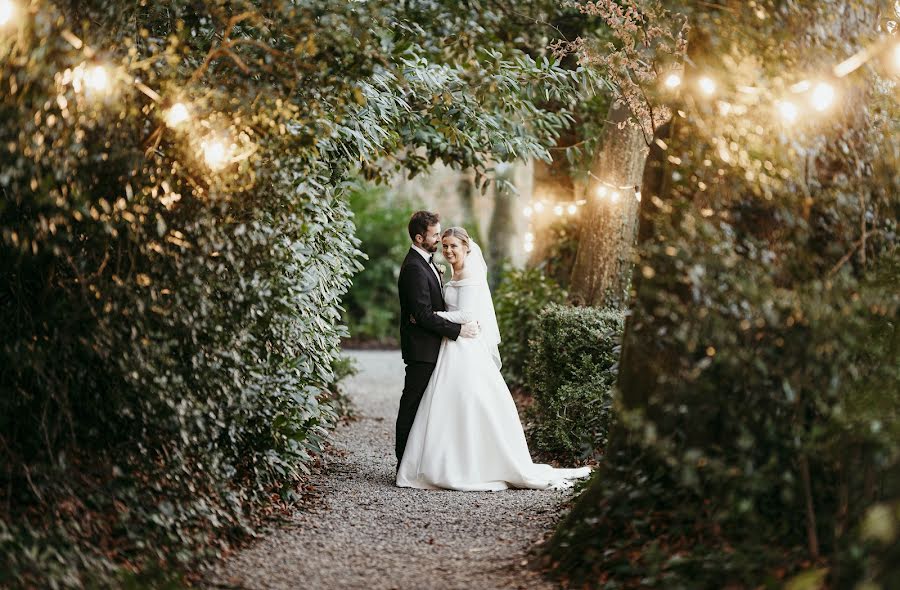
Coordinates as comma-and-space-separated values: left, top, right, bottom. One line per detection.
698, 76, 716, 96
0, 0, 16, 27
810, 81, 835, 112
165, 102, 191, 128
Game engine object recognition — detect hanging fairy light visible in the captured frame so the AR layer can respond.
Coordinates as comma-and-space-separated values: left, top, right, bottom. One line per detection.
533, 201, 545, 213
553, 204, 564, 216
523, 228, 535, 253
84, 64, 110, 93
523, 205, 533, 218
609, 190, 620, 203
524, 242, 534, 253
595, 186, 607, 199
0, 0, 16, 26
567, 204, 577, 215
810, 81, 836, 111
165, 102, 191, 129
201, 137, 231, 170
664, 73, 682, 89
524, 231, 534, 242
777, 100, 799, 124
635, 190, 642, 202
697, 76, 716, 96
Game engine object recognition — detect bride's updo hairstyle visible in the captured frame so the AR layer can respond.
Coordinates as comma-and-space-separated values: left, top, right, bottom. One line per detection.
441, 227, 471, 253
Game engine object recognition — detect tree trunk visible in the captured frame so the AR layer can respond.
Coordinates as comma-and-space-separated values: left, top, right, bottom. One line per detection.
568, 101, 648, 309
609, 120, 673, 450
486, 164, 515, 290
456, 172, 483, 243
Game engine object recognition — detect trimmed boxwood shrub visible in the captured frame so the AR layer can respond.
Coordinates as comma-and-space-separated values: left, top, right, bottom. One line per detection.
525, 304, 624, 461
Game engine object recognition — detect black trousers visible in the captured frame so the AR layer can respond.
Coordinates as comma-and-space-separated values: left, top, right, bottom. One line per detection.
395, 360, 437, 464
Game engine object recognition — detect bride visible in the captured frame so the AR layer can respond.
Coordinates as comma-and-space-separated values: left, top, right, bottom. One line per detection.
396, 227, 592, 491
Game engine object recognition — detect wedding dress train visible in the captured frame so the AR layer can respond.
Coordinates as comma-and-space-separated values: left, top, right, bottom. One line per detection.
396, 242, 591, 491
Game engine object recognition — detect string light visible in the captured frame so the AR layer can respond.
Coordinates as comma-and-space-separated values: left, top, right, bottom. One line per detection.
84, 64, 110, 93
810, 81, 836, 111
595, 186, 607, 198
165, 102, 191, 128
776, 100, 799, 124
524, 242, 534, 253
523, 205, 533, 217
567, 203, 577, 215
609, 190, 620, 202
533, 201, 545, 213
553, 204, 564, 216
664, 73, 682, 89
201, 137, 231, 170
0, 0, 16, 26
698, 76, 716, 96
635, 190, 642, 202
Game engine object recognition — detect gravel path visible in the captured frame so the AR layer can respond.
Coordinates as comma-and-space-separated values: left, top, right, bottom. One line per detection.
208, 350, 574, 590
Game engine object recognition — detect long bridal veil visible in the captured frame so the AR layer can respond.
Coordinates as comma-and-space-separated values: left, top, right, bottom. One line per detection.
454, 240, 502, 369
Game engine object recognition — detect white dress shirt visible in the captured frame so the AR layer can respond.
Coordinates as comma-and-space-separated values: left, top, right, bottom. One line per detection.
411, 243, 442, 283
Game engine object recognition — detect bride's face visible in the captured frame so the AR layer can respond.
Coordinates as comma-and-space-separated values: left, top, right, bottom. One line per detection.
441, 236, 468, 268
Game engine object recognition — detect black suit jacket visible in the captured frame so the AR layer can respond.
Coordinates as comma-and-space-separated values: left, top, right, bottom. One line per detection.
398, 248, 462, 363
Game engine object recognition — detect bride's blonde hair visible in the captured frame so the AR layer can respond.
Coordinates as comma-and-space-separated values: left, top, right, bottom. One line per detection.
441, 226, 471, 253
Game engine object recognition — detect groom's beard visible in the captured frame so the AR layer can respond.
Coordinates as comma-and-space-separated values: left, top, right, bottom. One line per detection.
426, 242, 439, 253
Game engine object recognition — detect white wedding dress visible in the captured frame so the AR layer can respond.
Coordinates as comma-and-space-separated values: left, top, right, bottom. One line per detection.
396, 242, 592, 491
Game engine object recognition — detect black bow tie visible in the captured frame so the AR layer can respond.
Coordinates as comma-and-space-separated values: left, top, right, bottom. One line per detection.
428, 254, 434, 264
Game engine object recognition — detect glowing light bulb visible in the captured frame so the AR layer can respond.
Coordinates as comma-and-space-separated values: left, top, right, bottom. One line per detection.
202, 138, 230, 170
553, 205, 564, 216
524, 232, 534, 242
165, 102, 190, 128
84, 65, 110, 93
0, 0, 16, 26
664, 73, 681, 89
777, 100, 798, 124
610, 191, 620, 203
595, 186, 607, 199
635, 190, 642, 202
698, 76, 716, 96
533, 201, 545, 213
567, 204, 577, 215
810, 82, 835, 112
524, 242, 534, 253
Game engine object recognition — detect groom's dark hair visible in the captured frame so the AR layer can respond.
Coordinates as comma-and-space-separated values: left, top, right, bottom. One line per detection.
408, 210, 440, 242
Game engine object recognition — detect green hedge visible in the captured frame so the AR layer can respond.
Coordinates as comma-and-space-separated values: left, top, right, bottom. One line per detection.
494, 268, 567, 388
543, 4, 899, 587
525, 304, 624, 461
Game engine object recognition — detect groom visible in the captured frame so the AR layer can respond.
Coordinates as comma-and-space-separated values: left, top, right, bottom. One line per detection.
395, 211, 479, 469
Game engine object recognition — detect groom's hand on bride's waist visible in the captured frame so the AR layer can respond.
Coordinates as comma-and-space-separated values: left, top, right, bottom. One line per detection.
460, 320, 480, 339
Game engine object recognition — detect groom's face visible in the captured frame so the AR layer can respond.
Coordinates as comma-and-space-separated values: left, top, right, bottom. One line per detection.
417, 223, 442, 253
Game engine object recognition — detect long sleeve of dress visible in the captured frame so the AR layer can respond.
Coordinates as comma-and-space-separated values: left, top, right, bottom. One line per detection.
436, 310, 474, 323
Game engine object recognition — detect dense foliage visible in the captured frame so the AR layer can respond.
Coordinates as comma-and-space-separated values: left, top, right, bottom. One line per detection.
546, 1, 899, 588
494, 268, 567, 388
341, 184, 420, 345
0, 1, 580, 586
525, 305, 623, 461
